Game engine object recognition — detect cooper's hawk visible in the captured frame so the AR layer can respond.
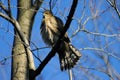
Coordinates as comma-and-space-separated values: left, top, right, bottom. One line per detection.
40, 10, 81, 70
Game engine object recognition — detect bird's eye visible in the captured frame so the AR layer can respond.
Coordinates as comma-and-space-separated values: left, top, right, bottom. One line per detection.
45, 12, 48, 14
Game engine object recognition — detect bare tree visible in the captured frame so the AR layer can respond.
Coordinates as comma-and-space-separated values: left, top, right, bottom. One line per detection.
0, 0, 43, 80
0, 0, 120, 80
0, 0, 78, 80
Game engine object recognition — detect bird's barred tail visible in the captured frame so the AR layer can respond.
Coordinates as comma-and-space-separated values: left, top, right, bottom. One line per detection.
58, 42, 81, 70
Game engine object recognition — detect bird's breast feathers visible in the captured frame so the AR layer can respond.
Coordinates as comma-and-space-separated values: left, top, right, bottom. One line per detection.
41, 16, 61, 46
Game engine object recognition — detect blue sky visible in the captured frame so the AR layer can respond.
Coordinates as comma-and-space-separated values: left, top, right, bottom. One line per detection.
0, 0, 120, 80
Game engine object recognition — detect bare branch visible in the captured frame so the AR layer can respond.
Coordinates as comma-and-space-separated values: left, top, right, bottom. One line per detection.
106, 0, 120, 19
81, 29, 120, 37
0, 23, 49, 63
71, 27, 120, 38
0, 12, 14, 22
0, 12, 35, 70
49, 0, 57, 12
33, 0, 44, 10
0, 46, 48, 65
69, 70, 73, 80
0, 2, 8, 13
8, 0, 12, 17
80, 66, 114, 80
49, 0, 52, 12
79, 47, 120, 61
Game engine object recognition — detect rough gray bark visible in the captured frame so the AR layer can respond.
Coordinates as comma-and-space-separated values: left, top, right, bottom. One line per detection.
0, 0, 43, 79
11, 0, 43, 80
11, 6, 34, 80
12, 33, 29, 80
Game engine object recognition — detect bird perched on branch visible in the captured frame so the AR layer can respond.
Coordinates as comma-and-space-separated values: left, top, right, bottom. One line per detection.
40, 10, 81, 70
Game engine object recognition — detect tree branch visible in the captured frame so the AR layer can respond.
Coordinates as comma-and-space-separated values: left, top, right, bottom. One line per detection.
69, 70, 73, 80
81, 29, 120, 37
0, 12, 35, 70
106, 0, 120, 19
32, 0, 79, 79
0, 13, 29, 46
71, 28, 120, 38
79, 47, 120, 61
33, 0, 44, 10
8, 0, 12, 17
80, 66, 114, 80
0, 12, 13, 22
0, 46, 48, 65
0, 2, 9, 13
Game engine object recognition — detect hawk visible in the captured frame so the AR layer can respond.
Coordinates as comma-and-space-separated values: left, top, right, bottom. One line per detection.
40, 10, 81, 70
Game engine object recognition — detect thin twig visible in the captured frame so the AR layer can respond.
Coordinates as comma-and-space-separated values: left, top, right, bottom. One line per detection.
81, 29, 120, 37
0, 25, 50, 63
49, 0, 52, 12
0, 2, 8, 13
0, 46, 49, 64
8, 0, 12, 17
79, 47, 120, 61
80, 66, 114, 80
106, 0, 120, 19
69, 70, 73, 80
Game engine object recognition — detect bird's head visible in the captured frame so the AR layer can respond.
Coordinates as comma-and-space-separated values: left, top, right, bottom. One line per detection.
43, 10, 53, 18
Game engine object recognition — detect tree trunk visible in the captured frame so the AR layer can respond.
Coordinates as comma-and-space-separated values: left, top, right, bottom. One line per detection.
11, 33, 29, 80
11, 0, 36, 80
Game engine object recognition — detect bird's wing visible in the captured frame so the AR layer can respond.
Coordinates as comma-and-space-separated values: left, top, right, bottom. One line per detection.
55, 16, 70, 42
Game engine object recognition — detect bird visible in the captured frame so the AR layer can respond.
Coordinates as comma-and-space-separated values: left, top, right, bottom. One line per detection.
40, 10, 81, 70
